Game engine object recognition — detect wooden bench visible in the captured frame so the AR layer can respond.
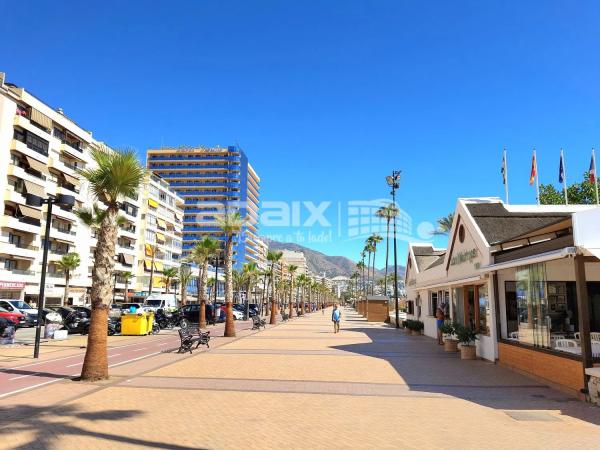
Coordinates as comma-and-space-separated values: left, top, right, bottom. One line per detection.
178, 327, 210, 354
252, 316, 266, 330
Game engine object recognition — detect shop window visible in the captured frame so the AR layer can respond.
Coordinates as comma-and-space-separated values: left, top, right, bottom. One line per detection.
429, 291, 438, 316
452, 287, 463, 324
407, 300, 414, 315
478, 284, 491, 336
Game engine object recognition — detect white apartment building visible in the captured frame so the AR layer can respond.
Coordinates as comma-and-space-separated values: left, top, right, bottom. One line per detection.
280, 249, 308, 275
0, 72, 142, 306
134, 172, 184, 299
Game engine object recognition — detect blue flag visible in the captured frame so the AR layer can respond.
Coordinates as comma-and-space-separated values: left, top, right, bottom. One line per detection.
559, 152, 565, 184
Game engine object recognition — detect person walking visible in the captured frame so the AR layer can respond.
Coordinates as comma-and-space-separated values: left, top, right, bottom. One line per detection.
332, 304, 341, 333
436, 306, 445, 345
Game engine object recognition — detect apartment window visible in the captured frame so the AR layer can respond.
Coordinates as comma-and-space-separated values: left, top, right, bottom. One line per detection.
120, 202, 138, 217
146, 214, 157, 227
159, 192, 166, 202
8, 234, 22, 247
4, 259, 17, 270
149, 185, 159, 198
53, 127, 66, 141
146, 230, 155, 242
16, 130, 50, 156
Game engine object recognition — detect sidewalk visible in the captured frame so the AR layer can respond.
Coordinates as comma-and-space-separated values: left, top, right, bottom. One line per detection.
2, 308, 600, 449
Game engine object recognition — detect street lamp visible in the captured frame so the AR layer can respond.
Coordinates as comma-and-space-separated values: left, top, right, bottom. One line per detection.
27, 193, 75, 358
386, 170, 401, 329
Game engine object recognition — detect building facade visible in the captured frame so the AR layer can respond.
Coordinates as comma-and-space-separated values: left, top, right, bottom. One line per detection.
280, 250, 308, 275
133, 173, 184, 300
405, 198, 600, 396
0, 72, 141, 306
146, 146, 260, 269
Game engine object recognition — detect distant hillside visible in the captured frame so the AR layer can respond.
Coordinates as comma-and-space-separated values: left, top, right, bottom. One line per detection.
263, 238, 405, 279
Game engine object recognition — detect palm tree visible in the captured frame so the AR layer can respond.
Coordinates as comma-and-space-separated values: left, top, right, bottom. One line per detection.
350, 272, 360, 298
242, 262, 259, 320
178, 264, 192, 306
431, 212, 455, 236
266, 250, 283, 325
356, 260, 366, 297
120, 271, 133, 302
216, 211, 245, 337
57, 253, 80, 306
78, 147, 145, 381
162, 267, 178, 294
368, 234, 383, 295
187, 237, 220, 328
287, 264, 298, 318
296, 273, 308, 315
232, 268, 246, 304
376, 204, 398, 297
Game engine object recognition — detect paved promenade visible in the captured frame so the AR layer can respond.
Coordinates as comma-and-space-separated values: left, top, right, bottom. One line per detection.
2, 307, 600, 449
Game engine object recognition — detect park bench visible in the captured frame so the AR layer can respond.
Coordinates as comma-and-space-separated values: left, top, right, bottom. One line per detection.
252, 316, 266, 330
178, 327, 210, 354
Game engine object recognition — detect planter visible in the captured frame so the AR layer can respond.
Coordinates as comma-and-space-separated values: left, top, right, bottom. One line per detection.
403, 328, 411, 335
410, 329, 421, 336
459, 344, 476, 360
444, 339, 458, 352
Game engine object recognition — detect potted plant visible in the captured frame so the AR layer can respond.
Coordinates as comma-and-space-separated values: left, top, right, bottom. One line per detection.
439, 322, 458, 352
410, 320, 423, 336
454, 324, 478, 360
401, 320, 411, 334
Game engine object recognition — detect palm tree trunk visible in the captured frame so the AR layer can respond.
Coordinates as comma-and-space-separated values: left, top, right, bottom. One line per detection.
269, 268, 277, 325
81, 207, 118, 381
371, 248, 376, 295
224, 237, 236, 337
63, 270, 70, 306
199, 262, 208, 329
289, 279, 294, 318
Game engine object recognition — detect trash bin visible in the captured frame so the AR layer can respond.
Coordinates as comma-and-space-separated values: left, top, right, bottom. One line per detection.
44, 323, 61, 339
121, 312, 154, 335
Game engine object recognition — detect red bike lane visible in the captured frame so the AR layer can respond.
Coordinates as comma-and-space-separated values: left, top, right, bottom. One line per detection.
0, 319, 254, 399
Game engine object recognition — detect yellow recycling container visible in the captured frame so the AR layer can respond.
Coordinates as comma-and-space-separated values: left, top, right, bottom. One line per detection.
121, 312, 155, 336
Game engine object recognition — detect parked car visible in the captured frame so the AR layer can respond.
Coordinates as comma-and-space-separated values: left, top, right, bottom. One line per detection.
0, 306, 26, 327
232, 304, 256, 318
0, 300, 38, 327
143, 294, 178, 312
177, 303, 223, 326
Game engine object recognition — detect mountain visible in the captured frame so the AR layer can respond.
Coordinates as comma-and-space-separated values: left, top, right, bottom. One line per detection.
263, 238, 405, 279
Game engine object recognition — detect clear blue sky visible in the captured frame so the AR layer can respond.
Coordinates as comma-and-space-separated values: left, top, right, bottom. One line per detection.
2, 1, 600, 269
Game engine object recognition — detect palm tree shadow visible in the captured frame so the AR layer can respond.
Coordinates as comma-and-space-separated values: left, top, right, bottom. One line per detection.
332, 326, 600, 427
1, 404, 205, 450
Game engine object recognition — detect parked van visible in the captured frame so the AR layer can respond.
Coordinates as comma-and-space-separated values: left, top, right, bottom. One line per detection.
143, 294, 178, 312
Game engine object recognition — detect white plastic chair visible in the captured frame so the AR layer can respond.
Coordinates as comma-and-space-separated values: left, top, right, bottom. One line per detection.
554, 339, 579, 348
591, 332, 600, 341
509, 331, 519, 340
574, 332, 580, 340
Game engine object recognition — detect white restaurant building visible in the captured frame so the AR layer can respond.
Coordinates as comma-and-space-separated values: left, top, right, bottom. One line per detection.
405, 198, 600, 395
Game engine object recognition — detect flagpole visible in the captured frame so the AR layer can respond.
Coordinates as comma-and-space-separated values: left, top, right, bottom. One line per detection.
593, 148, 599, 205
561, 148, 568, 205
504, 148, 509, 204
534, 149, 540, 205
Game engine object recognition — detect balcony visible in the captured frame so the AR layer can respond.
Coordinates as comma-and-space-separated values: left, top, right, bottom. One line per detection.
11, 139, 49, 162
1, 215, 40, 235
179, 190, 240, 198
0, 241, 40, 260
148, 154, 241, 162
60, 142, 86, 161
49, 157, 79, 177
49, 226, 77, 242
7, 163, 46, 184
13, 115, 52, 142
0, 267, 37, 282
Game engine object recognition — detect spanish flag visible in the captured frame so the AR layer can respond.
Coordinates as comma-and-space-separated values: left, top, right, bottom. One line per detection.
529, 151, 537, 185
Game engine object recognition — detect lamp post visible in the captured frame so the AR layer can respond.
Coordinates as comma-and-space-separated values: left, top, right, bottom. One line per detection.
30, 193, 75, 358
386, 171, 401, 329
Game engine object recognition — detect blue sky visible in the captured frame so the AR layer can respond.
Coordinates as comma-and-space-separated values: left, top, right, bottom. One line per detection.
2, 1, 600, 269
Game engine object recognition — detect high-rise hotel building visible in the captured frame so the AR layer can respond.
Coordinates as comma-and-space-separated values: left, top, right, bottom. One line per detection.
146, 146, 260, 269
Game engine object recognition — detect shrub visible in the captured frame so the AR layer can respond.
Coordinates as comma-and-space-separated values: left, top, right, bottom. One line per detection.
454, 324, 478, 346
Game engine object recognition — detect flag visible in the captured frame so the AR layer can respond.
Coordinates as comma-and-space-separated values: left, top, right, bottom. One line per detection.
559, 152, 565, 184
590, 151, 597, 184
529, 152, 537, 185
501, 153, 507, 185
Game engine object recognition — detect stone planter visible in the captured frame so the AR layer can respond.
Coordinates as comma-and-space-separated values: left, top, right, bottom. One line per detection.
444, 339, 458, 352
410, 329, 421, 336
403, 328, 411, 335
459, 344, 476, 360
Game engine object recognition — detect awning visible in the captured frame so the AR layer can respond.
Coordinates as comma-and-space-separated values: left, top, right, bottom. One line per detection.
156, 232, 165, 242
145, 244, 154, 256
414, 275, 484, 291
481, 247, 577, 272
154, 261, 164, 272
174, 214, 181, 221
122, 253, 134, 265
25, 156, 48, 174
23, 180, 45, 197
30, 108, 52, 130
62, 172, 80, 186
156, 218, 167, 229
144, 259, 153, 271
18, 204, 41, 220
148, 198, 158, 208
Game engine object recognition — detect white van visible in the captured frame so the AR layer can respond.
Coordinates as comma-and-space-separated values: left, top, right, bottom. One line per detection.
143, 294, 178, 312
